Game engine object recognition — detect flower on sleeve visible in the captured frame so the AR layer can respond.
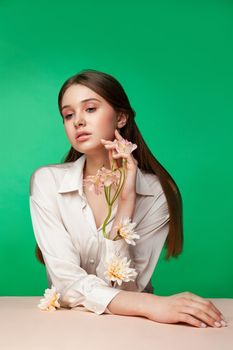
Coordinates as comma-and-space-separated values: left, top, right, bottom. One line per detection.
112, 216, 140, 245
104, 256, 138, 287
38, 285, 61, 311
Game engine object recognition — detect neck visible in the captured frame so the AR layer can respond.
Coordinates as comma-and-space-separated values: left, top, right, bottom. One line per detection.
83, 152, 111, 178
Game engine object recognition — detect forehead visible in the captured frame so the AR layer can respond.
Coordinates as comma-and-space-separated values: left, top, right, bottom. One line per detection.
62, 84, 104, 105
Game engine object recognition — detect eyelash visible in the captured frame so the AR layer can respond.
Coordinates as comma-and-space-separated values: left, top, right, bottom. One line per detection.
64, 107, 96, 119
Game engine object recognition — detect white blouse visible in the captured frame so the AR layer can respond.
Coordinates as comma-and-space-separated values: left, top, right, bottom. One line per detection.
29, 154, 170, 315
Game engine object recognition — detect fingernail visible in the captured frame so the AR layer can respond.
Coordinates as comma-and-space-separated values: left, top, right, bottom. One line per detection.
220, 320, 227, 327
214, 321, 221, 327
200, 323, 207, 328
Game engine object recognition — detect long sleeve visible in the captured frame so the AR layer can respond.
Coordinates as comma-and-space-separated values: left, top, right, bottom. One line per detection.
29, 170, 122, 315
130, 190, 170, 292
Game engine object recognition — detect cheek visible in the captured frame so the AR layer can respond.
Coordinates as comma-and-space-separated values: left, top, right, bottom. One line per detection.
96, 111, 116, 133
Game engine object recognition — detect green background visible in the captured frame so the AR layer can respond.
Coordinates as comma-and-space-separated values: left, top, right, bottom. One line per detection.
0, 0, 232, 298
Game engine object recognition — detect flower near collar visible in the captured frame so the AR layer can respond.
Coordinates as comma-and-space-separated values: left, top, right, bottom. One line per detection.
38, 285, 61, 311
104, 256, 138, 287
112, 216, 140, 245
83, 168, 105, 195
83, 167, 120, 195
99, 166, 121, 187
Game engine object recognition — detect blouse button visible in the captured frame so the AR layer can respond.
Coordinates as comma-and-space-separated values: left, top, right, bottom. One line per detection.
89, 258, 95, 264
115, 250, 120, 257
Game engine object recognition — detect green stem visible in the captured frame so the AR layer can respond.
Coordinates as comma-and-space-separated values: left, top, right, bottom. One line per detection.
110, 168, 125, 205
102, 160, 127, 238
103, 183, 113, 237
104, 186, 110, 204
102, 203, 112, 238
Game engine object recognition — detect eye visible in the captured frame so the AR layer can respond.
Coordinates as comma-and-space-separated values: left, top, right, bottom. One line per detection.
86, 107, 96, 113
64, 114, 73, 120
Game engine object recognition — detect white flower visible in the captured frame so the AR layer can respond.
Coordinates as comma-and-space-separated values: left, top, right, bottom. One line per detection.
113, 216, 140, 245
37, 285, 61, 311
104, 256, 138, 287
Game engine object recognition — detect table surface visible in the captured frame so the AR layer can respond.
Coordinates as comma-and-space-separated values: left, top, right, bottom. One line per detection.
0, 297, 232, 350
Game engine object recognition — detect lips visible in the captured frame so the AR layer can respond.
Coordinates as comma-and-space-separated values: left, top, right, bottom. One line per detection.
75, 131, 92, 139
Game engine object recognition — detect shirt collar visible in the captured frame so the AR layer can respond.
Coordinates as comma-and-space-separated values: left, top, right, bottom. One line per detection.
58, 154, 153, 196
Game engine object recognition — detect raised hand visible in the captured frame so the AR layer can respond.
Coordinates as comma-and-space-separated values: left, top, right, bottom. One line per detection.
100, 129, 138, 200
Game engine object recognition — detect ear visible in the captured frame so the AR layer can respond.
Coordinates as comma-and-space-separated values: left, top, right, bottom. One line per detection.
117, 112, 128, 129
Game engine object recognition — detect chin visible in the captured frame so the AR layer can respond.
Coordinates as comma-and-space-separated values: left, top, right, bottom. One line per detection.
73, 142, 102, 154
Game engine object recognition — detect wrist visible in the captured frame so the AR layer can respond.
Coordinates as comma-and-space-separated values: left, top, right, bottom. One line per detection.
142, 293, 161, 318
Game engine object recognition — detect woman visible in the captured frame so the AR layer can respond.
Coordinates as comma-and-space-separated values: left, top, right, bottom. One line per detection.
29, 69, 226, 328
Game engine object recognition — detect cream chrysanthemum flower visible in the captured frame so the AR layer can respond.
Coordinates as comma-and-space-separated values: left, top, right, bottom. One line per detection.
104, 256, 138, 287
37, 285, 61, 311
113, 216, 140, 245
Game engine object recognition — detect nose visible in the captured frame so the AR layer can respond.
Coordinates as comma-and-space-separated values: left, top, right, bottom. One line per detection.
73, 113, 86, 127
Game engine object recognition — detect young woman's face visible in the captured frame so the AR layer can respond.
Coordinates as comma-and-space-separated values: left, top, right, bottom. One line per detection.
61, 84, 120, 154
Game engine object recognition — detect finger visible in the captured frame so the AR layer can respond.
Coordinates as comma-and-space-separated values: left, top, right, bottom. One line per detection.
103, 144, 116, 149
178, 312, 208, 328
112, 152, 135, 164
103, 145, 119, 168
179, 306, 224, 328
108, 149, 113, 168
112, 153, 134, 166
100, 139, 113, 144
185, 293, 223, 318
192, 298, 224, 320
188, 299, 223, 323
108, 149, 118, 170
115, 129, 124, 140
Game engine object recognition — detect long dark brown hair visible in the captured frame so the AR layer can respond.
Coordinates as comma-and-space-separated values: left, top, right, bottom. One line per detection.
35, 69, 183, 265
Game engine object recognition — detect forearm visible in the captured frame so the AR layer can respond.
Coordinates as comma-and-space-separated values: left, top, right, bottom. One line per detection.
107, 290, 155, 317
109, 194, 136, 239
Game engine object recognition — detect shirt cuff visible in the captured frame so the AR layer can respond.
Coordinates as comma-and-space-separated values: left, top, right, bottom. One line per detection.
83, 284, 122, 315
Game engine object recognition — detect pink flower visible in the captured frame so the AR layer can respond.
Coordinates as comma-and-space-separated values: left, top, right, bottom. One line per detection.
83, 168, 105, 195
99, 166, 121, 187
83, 167, 120, 195
113, 138, 137, 154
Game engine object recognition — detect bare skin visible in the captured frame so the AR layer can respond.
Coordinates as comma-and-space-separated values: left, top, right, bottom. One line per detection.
82, 185, 118, 231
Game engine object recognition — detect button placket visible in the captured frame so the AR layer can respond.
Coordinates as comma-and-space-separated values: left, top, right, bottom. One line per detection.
115, 249, 120, 257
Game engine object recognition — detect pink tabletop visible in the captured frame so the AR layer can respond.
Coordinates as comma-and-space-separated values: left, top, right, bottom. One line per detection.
0, 297, 232, 350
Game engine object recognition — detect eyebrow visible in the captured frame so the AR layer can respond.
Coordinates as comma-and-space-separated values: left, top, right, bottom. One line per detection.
61, 98, 101, 111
